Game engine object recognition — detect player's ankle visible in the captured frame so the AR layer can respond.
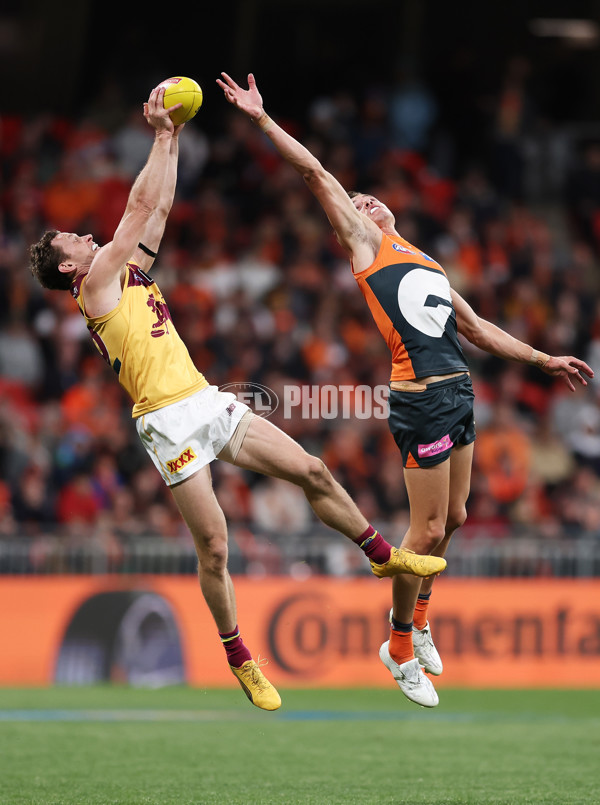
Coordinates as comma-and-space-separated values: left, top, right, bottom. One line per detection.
353, 526, 392, 564
390, 620, 415, 664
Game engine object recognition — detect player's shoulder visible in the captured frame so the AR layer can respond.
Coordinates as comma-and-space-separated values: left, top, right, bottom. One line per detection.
386, 233, 444, 271
125, 260, 157, 289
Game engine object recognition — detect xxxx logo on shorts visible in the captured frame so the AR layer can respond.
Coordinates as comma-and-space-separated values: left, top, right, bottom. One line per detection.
166, 447, 197, 474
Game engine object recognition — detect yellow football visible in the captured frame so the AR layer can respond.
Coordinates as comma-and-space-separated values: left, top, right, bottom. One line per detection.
158, 76, 203, 125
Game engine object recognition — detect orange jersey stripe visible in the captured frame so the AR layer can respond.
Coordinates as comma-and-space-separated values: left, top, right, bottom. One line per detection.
356, 275, 415, 381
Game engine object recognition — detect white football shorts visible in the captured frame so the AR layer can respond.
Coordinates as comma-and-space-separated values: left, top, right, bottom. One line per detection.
135, 385, 250, 486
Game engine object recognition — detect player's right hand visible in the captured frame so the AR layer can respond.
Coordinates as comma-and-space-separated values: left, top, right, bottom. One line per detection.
143, 87, 180, 134
217, 72, 264, 121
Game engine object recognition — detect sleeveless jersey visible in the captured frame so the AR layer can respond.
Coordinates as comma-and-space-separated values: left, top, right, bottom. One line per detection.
71, 261, 208, 417
353, 233, 468, 382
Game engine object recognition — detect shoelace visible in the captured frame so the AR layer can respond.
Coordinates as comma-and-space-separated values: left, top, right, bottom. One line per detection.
247, 656, 270, 689
401, 661, 424, 686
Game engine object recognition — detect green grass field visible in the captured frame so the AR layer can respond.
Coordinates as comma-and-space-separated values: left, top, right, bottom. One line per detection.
0, 687, 598, 805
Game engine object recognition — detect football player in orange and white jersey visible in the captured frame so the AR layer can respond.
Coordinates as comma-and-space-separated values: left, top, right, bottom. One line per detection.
219, 71, 594, 707
30, 84, 445, 712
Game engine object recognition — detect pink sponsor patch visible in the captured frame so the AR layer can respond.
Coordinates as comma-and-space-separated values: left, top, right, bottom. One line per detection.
418, 434, 453, 458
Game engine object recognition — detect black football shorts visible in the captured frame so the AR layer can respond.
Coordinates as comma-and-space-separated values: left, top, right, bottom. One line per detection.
388, 373, 476, 469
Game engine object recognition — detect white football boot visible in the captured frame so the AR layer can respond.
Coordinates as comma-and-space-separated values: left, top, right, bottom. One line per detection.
379, 641, 439, 708
412, 621, 443, 676
389, 608, 443, 676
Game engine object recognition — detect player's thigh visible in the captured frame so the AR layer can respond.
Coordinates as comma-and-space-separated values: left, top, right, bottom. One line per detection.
170, 464, 227, 545
448, 441, 474, 517
403, 459, 451, 534
223, 415, 317, 484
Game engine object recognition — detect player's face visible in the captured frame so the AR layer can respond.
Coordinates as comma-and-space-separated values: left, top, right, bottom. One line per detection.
351, 194, 395, 229
53, 232, 99, 264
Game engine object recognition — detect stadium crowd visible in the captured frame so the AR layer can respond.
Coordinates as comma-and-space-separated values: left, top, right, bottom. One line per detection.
2, 58, 600, 573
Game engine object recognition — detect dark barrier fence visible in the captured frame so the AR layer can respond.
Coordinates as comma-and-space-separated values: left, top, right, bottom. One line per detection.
1, 529, 600, 577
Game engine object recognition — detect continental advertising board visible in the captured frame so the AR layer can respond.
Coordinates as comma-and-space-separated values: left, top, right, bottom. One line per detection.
1, 577, 599, 687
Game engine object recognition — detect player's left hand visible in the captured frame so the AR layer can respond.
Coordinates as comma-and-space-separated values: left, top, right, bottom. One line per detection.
543, 355, 594, 391
217, 72, 264, 121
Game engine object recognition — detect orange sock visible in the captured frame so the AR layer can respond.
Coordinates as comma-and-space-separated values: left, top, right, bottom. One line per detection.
413, 592, 431, 631
389, 627, 415, 665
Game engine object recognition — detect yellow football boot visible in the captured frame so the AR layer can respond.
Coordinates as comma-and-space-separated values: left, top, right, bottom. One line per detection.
370, 547, 447, 579
230, 658, 281, 711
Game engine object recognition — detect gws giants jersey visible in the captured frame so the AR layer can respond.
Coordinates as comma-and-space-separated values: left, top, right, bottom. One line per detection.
71, 261, 208, 417
353, 233, 468, 382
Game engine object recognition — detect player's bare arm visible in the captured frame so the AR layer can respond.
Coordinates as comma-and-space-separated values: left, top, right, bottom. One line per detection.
83, 87, 179, 315
132, 126, 185, 273
217, 72, 380, 268
452, 289, 594, 392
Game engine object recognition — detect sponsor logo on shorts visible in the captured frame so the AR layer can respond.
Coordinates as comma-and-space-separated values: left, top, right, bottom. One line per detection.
219, 382, 280, 419
166, 447, 197, 474
418, 434, 453, 458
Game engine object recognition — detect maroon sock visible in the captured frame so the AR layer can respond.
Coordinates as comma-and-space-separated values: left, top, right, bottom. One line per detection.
219, 626, 252, 669
352, 525, 392, 565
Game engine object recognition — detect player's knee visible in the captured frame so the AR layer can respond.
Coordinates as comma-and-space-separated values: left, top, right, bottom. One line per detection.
446, 504, 467, 535
194, 529, 228, 574
420, 519, 446, 553
300, 456, 333, 493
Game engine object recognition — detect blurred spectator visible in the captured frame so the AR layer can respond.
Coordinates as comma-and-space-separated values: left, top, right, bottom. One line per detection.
475, 402, 532, 506
250, 477, 311, 536
56, 473, 100, 528
565, 141, 600, 253
12, 465, 55, 534
0, 59, 600, 570
563, 403, 600, 475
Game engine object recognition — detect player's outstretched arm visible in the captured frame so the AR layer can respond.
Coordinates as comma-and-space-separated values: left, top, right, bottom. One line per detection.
452, 289, 594, 392
86, 87, 176, 298
217, 72, 372, 256
132, 125, 185, 272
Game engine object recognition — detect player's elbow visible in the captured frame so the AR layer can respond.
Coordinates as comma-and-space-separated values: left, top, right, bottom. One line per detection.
460, 318, 485, 348
155, 199, 173, 220
138, 199, 159, 219
131, 192, 159, 220
303, 164, 328, 190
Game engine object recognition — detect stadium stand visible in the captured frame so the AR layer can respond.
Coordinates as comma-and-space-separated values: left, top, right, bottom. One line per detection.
2, 55, 600, 577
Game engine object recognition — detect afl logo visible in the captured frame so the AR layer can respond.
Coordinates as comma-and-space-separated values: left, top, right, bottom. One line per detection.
219, 382, 280, 418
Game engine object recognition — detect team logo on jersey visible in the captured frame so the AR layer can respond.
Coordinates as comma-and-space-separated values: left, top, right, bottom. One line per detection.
398, 267, 453, 337
147, 293, 172, 337
166, 447, 197, 474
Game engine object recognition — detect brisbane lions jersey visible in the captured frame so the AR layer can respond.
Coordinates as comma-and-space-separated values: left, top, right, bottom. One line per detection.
353, 233, 468, 382
71, 261, 208, 417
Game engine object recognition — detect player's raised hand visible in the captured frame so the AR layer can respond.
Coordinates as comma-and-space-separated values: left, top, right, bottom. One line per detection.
143, 87, 180, 134
542, 355, 594, 392
217, 72, 264, 120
